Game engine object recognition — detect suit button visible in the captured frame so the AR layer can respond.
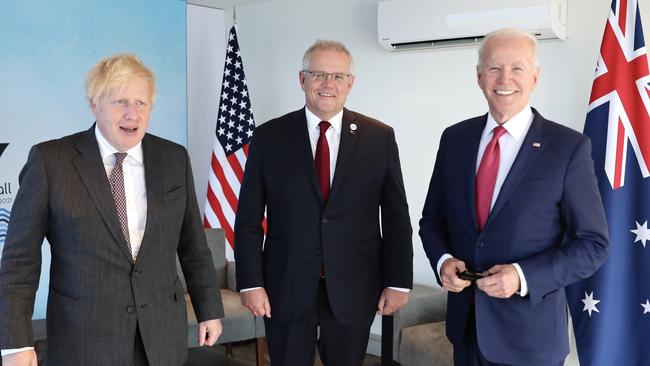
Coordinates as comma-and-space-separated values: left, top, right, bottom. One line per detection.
476, 242, 484, 248
126, 306, 135, 313
322, 218, 329, 224
132, 269, 141, 277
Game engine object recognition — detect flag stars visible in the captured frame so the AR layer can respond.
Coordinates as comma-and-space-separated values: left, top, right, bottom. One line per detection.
217, 127, 225, 136
234, 73, 240, 81
582, 291, 601, 317
228, 108, 236, 117
246, 129, 254, 138
230, 96, 238, 105
221, 91, 229, 100
228, 119, 236, 129
248, 117, 255, 125
226, 131, 233, 140
631, 220, 650, 247
222, 80, 230, 89
220, 104, 227, 113
235, 61, 242, 69
238, 113, 246, 121
239, 100, 247, 109
642, 300, 650, 314
227, 45, 233, 53
225, 57, 232, 65
236, 136, 243, 144
218, 115, 226, 124
236, 124, 244, 133
228, 33, 234, 41
225, 143, 232, 151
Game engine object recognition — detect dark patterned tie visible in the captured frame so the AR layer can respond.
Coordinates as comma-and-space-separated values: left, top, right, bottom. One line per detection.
109, 152, 132, 255
315, 121, 331, 203
475, 126, 507, 231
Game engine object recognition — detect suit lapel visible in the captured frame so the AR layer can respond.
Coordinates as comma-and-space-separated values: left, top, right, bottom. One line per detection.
72, 126, 134, 263
328, 109, 359, 203
464, 116, 488, 233
483, 110, 548, 231
138, 134, 163, 260
289, 108, 324, 202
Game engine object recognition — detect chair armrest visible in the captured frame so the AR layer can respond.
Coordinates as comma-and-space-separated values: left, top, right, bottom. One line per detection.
226, 261, 237, 291
392, 284, 447, 361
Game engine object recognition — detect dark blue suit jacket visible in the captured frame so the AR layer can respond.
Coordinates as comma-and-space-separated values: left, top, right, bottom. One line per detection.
419, 109, 609, 365
235, 108, 413, 323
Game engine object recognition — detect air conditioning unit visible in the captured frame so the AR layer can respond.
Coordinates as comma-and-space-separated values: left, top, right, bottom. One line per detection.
378, 0, 567, 51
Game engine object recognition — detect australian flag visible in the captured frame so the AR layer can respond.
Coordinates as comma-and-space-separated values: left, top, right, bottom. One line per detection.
566, 0, 650, 364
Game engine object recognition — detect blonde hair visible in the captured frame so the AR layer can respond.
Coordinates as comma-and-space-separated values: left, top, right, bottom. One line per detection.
302, 40, 354, 73
85, 53, 156, 107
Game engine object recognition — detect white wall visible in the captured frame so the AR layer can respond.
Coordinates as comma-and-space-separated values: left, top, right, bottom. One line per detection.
229, 0, 622, 287
186, 3, 226, 218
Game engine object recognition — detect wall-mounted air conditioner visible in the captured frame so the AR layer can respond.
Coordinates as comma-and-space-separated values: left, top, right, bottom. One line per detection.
378, 0, 567, 51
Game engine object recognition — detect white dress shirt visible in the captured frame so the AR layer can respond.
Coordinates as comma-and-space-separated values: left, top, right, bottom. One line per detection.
2, 127, 148, 357
96, 126, 148, 260
436, 106, 534, 297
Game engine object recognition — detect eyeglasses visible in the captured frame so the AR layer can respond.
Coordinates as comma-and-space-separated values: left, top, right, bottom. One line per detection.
302, 70, 352, 83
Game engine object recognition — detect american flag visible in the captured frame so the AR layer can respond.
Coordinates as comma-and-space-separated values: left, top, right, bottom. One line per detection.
566, 0, 650, 364
204, 26, 256, 260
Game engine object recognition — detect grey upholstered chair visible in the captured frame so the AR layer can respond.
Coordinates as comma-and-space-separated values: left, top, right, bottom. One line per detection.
390, 284, 452, 366
177, 228, 266, 366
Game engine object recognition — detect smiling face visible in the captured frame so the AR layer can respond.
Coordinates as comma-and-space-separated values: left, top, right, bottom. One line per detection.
477, 36, 539, 124
300, 48, 354, 121
92, 77, 152, 152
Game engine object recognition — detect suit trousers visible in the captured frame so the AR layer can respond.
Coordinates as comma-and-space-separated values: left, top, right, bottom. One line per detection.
453, 301, 563, 366
264, 279, 375, 366
134, 323, 149, 366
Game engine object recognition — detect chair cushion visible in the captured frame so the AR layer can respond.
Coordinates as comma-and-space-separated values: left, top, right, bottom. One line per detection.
186, 289, 257, 346
399, 321, 453, 366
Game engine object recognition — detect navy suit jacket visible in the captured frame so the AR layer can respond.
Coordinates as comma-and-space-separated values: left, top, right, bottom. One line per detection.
235, 108, 413, 323
419, 109, 609, 365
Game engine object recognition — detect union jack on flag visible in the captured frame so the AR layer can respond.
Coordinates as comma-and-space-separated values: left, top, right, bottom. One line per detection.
204, 26, 256, 260
567, 0, 650, 364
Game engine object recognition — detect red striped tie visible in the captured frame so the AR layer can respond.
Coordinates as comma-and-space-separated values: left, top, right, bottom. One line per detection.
475, 126, 506, 231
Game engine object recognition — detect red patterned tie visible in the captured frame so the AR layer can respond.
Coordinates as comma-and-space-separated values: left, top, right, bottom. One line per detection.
315, 121, 331, 203
109, 152, 133, 256
475, 126, 506, 231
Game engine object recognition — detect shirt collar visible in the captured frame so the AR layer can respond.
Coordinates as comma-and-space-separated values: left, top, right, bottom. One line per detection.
94, 125, 144, 165
483, 104, 534, 141
305, 107, 343, 133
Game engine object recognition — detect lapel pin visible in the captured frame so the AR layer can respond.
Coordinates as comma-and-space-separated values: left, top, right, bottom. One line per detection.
349, 123, 357, 135
532, 142, 541, 148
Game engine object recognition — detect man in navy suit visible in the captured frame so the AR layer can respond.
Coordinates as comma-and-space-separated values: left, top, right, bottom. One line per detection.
419, 29, 609, 365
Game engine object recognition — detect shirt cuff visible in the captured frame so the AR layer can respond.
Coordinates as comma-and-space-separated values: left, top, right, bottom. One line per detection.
512, 263, 528, 297
240, 287, 262, 292
387, 287, 410, 293
436, 253, 454, 278
1, 347, 34, 356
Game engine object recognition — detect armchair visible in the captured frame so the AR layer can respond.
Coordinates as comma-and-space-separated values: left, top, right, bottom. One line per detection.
390, 284, 452, 366
177, 228, 266, 366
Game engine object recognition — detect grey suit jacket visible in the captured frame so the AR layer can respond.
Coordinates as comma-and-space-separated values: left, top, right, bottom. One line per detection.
0, 126, 224, 366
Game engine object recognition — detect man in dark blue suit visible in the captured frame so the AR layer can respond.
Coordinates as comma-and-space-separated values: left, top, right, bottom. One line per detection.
419, 29, 609, 365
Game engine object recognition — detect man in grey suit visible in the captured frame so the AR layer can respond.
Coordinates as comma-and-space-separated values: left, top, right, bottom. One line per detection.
0, 54, 224, 366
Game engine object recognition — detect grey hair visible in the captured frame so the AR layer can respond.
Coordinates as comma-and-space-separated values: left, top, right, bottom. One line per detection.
302, 40, 354, 73
477, 28, 539, 68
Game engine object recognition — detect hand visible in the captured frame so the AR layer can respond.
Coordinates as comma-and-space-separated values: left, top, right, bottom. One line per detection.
440, 257, 472, 292
2, 349, 38, 366
198, 318, 222, 346
240, 287, 271, 318
476, 264, 520, 298
377, 288, 409, 315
